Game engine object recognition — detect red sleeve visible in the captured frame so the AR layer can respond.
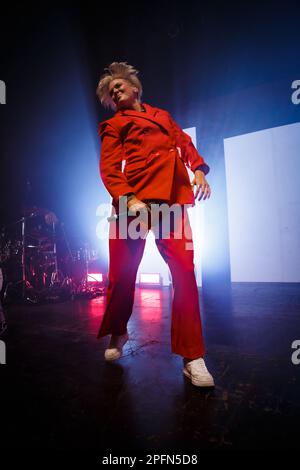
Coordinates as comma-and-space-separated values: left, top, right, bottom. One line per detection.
99, 121, 135, 201
167, 114, 210, 175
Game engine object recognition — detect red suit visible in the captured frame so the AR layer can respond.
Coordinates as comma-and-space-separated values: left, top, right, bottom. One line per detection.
97, 103, 210, 359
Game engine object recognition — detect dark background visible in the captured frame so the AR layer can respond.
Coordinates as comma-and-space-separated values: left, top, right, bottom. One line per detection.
1, 0, 300, 283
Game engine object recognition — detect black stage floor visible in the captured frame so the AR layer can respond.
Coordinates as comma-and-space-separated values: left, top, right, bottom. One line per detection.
1, 283, 300, 453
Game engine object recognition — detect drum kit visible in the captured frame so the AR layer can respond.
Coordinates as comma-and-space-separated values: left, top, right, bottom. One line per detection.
0, 208, 106, 304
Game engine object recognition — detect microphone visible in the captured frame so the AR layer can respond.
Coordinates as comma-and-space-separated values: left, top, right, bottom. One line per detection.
107, 207, 150, 222
107, 210, 136, 222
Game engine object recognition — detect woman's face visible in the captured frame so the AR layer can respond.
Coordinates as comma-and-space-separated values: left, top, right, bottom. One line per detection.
108, 78, 138, 110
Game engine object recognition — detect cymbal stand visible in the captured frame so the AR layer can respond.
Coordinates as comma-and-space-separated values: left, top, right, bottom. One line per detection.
21, 216, 26, 298
9, 213, 35, 300
50, 221, 60, 285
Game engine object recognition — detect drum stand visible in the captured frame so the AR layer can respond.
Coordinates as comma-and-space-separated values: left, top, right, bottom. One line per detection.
0, 214, 35, 303
21, 216, 27, 298
49, 221, 60, 286
74, 243, 105, 298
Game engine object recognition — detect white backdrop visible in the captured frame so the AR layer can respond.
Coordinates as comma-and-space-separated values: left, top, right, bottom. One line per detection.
224, 121, 300, 282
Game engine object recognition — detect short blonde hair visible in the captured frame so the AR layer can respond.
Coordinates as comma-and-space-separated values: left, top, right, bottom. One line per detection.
96, 62, 143, 109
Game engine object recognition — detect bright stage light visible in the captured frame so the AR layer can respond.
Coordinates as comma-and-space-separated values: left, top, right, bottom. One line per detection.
139, 273, 162, 285
87, 273, 103, 283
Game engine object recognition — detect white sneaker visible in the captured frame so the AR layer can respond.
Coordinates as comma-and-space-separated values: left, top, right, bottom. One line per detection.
104, 331, 129, 361
183, 358, 215, 387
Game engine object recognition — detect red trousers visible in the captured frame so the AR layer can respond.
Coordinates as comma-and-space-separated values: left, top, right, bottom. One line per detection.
97, 205, 205, 359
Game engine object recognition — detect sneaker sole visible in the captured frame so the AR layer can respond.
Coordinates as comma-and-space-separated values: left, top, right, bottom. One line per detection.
104, 350, 122, 361
104, 337, 128, 361
183, 368, 215, 387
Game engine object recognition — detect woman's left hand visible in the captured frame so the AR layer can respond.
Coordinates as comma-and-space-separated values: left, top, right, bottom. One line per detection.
191, 170, 211, 201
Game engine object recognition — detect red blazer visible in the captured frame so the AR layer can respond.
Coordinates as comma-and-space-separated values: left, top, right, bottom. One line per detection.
99, 103, 209, 206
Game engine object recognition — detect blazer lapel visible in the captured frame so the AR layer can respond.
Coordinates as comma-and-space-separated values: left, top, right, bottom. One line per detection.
116, 104, 170, 134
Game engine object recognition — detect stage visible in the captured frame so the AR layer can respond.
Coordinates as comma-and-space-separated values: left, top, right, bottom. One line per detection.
1, 283, 299, 452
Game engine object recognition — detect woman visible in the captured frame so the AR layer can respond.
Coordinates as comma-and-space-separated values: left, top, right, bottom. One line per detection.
96, 62, 214, 387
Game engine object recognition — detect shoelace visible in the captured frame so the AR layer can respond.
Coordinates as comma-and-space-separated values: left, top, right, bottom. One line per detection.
190, 359, 209, 373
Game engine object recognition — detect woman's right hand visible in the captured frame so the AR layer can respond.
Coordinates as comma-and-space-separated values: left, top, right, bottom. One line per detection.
127, 196, 149, 215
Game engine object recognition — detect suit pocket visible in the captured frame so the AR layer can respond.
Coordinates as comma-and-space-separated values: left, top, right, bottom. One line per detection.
124, 158, 147, 180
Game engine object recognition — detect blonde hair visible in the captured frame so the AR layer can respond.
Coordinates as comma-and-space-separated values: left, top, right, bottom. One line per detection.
96, 62, 143, 109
